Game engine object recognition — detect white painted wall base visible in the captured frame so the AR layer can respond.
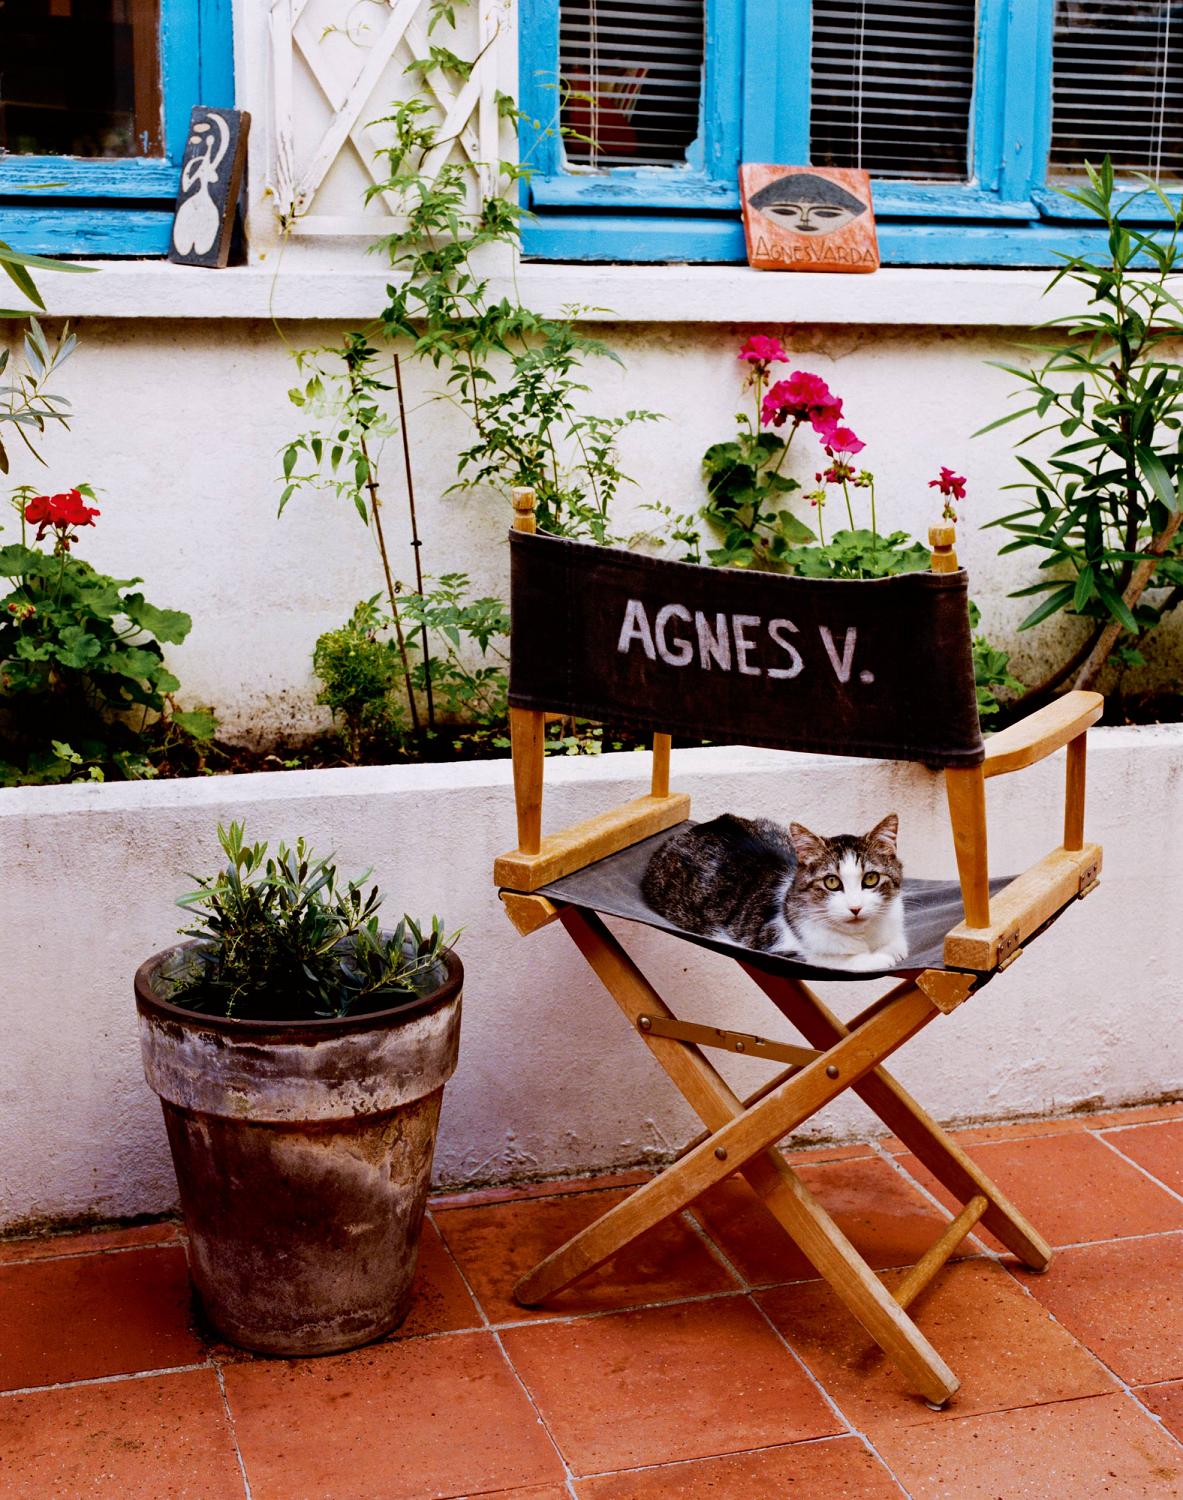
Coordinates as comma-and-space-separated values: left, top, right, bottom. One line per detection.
1, 729, 1179, 1233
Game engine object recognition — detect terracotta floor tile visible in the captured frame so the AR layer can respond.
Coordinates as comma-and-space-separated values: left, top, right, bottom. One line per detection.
780, 1142, 879, 1165
1015, 1233, 1183, 1385
0, 1368, 244, 1500
0, 1221, 183, 1267
1139, 1380, 1183, 1443
0, 1245, 202, 1391
500, 1295, 840, 1475
944, 1116, 1087, 1149
430, 1170, 654, 1211
475, 1489, 571, 1500
395, 1217, 481, 1338
433, 1188, 737, 1325
759, 1258, 1114, 1433
899, 1131, 1183, 1250
873, 1392, 1183, 1499
1101, 1120, 1183, 1197
1081, 1101, 1183, 1130
692, 1157, 955, 1287
223, 1331, 563, 1500
574, 1436, 903, 1498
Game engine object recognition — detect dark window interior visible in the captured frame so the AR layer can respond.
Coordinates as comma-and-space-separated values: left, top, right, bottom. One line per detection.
0, 0, 162, 157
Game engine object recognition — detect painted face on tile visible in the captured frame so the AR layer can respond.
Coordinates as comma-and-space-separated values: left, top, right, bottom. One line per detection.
749, 172, 867, 236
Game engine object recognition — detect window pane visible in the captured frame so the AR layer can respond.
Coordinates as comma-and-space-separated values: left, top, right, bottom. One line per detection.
558, 0, 705, 168
0, 0, 162, 158
1050, 0, 1183, 181
811, 0, 977, 181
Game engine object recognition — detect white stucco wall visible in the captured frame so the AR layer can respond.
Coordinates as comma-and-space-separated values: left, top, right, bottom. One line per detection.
1, 730, 1178, 1233
8, 295, 1179, 744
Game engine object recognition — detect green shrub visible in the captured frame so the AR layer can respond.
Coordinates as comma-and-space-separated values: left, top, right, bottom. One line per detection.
165, 821, 452, 1021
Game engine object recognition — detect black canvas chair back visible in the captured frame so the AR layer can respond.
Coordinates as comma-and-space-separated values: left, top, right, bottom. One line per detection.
508, 527, 985, 768
493, 486, 1105, 1407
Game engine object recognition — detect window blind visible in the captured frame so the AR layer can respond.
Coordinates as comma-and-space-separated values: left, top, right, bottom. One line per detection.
558, 0, 705, 168
810, 0, 977, 182
1050, 0, 1183, 181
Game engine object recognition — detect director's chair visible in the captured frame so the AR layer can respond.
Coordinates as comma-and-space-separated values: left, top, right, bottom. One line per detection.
494, 487, 1103, 1405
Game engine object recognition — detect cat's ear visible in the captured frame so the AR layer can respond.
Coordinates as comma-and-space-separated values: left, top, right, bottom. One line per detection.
867, 813, 899, 851
789, 822, 827, 862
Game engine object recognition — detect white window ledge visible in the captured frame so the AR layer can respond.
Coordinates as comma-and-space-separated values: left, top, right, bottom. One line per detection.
26, 259, 1088, 325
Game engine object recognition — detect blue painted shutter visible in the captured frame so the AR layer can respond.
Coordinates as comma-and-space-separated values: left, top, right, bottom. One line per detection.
809, 0, 977, 181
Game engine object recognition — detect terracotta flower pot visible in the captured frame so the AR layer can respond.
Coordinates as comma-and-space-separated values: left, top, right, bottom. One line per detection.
135, 943, 462, 1356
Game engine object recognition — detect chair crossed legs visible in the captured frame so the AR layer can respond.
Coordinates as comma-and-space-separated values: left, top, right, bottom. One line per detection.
501, 900, 1049, 1405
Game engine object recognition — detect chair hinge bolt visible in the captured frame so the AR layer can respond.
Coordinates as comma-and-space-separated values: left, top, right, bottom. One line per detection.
825, 1064, 840, 1080
734, 1039, 746, 1052
638, 1016, 652, 1032
714, 1146, 728, 1161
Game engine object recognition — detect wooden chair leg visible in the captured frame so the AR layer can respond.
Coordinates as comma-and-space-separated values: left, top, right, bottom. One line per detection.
745, 967, 1052, 1271
519, 910, 959, 1405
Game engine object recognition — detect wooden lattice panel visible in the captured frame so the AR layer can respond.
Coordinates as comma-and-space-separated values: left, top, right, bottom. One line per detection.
269, 0, 501, 236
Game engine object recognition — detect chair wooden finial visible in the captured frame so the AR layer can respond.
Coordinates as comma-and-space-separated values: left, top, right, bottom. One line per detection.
929, 523, 958, 574
511, 487, 537, 534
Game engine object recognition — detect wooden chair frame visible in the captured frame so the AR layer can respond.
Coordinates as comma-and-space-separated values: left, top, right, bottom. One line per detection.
494, 488, 1104, 1404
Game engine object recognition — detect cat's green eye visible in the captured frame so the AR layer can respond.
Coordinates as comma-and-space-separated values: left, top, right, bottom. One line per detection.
823, 875, 841, 891
862, 872, 880, 888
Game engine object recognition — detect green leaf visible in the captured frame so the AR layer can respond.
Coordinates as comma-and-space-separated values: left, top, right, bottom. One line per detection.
122, 594, 192, 644
775, 511, 816, 544
171, 708, 219, 741
1017, 583, 1076, 631
53, 626, 103, 668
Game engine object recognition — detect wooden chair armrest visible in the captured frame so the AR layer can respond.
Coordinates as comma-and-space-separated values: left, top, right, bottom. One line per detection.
494, 793, 690, 893
944, 843, 1102, 969
982, 691, 1104, 779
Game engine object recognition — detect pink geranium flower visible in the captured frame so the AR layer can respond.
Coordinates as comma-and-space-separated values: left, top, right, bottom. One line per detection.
819, 425, 865, 456
762, 370, 842, 430
738, 334, 788, 367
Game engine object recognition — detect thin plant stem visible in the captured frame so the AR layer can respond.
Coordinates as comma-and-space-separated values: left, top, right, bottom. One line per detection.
393, 350, 435, 731
840, 478, 856, 533
360, 427, 420, 736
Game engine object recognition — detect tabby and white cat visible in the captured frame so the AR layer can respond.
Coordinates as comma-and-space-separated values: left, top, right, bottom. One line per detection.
640, 813, 906, 971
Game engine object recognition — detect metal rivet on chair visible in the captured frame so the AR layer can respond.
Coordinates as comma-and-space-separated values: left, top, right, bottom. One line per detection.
638, 1016, 652, 1031
714, 1146, 727, 1161
826, 1064, 840, 1079
734, 1039, 746, 1052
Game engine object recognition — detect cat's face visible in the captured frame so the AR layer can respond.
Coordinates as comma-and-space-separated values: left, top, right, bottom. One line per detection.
787, 815, 902, 931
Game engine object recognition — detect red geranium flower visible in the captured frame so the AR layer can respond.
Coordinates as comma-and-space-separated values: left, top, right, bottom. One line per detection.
23, 495, 53, 531
52, 489, 100, 528
928, 466, 967, 501
24, 488, 100, 545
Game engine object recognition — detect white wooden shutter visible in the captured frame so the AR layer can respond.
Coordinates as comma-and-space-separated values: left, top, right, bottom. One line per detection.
268, 0, 502, 236
1050, 0, 1183, 181
810, 0, 977, 182
558, 0, 705, 169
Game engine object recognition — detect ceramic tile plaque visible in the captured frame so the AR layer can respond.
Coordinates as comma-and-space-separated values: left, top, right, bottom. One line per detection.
169, 107, 251, 269
740, 165, 879, 274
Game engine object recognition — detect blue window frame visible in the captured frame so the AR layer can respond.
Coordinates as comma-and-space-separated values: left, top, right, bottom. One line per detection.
519, 0, 1177, 265
0, 0, 235, 256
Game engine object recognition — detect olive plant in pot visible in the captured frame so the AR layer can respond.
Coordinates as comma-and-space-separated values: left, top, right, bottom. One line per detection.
134, 822, 461, 1357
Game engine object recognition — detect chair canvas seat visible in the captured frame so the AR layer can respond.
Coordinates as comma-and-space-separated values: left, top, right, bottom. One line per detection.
536, 822, 1013, 981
